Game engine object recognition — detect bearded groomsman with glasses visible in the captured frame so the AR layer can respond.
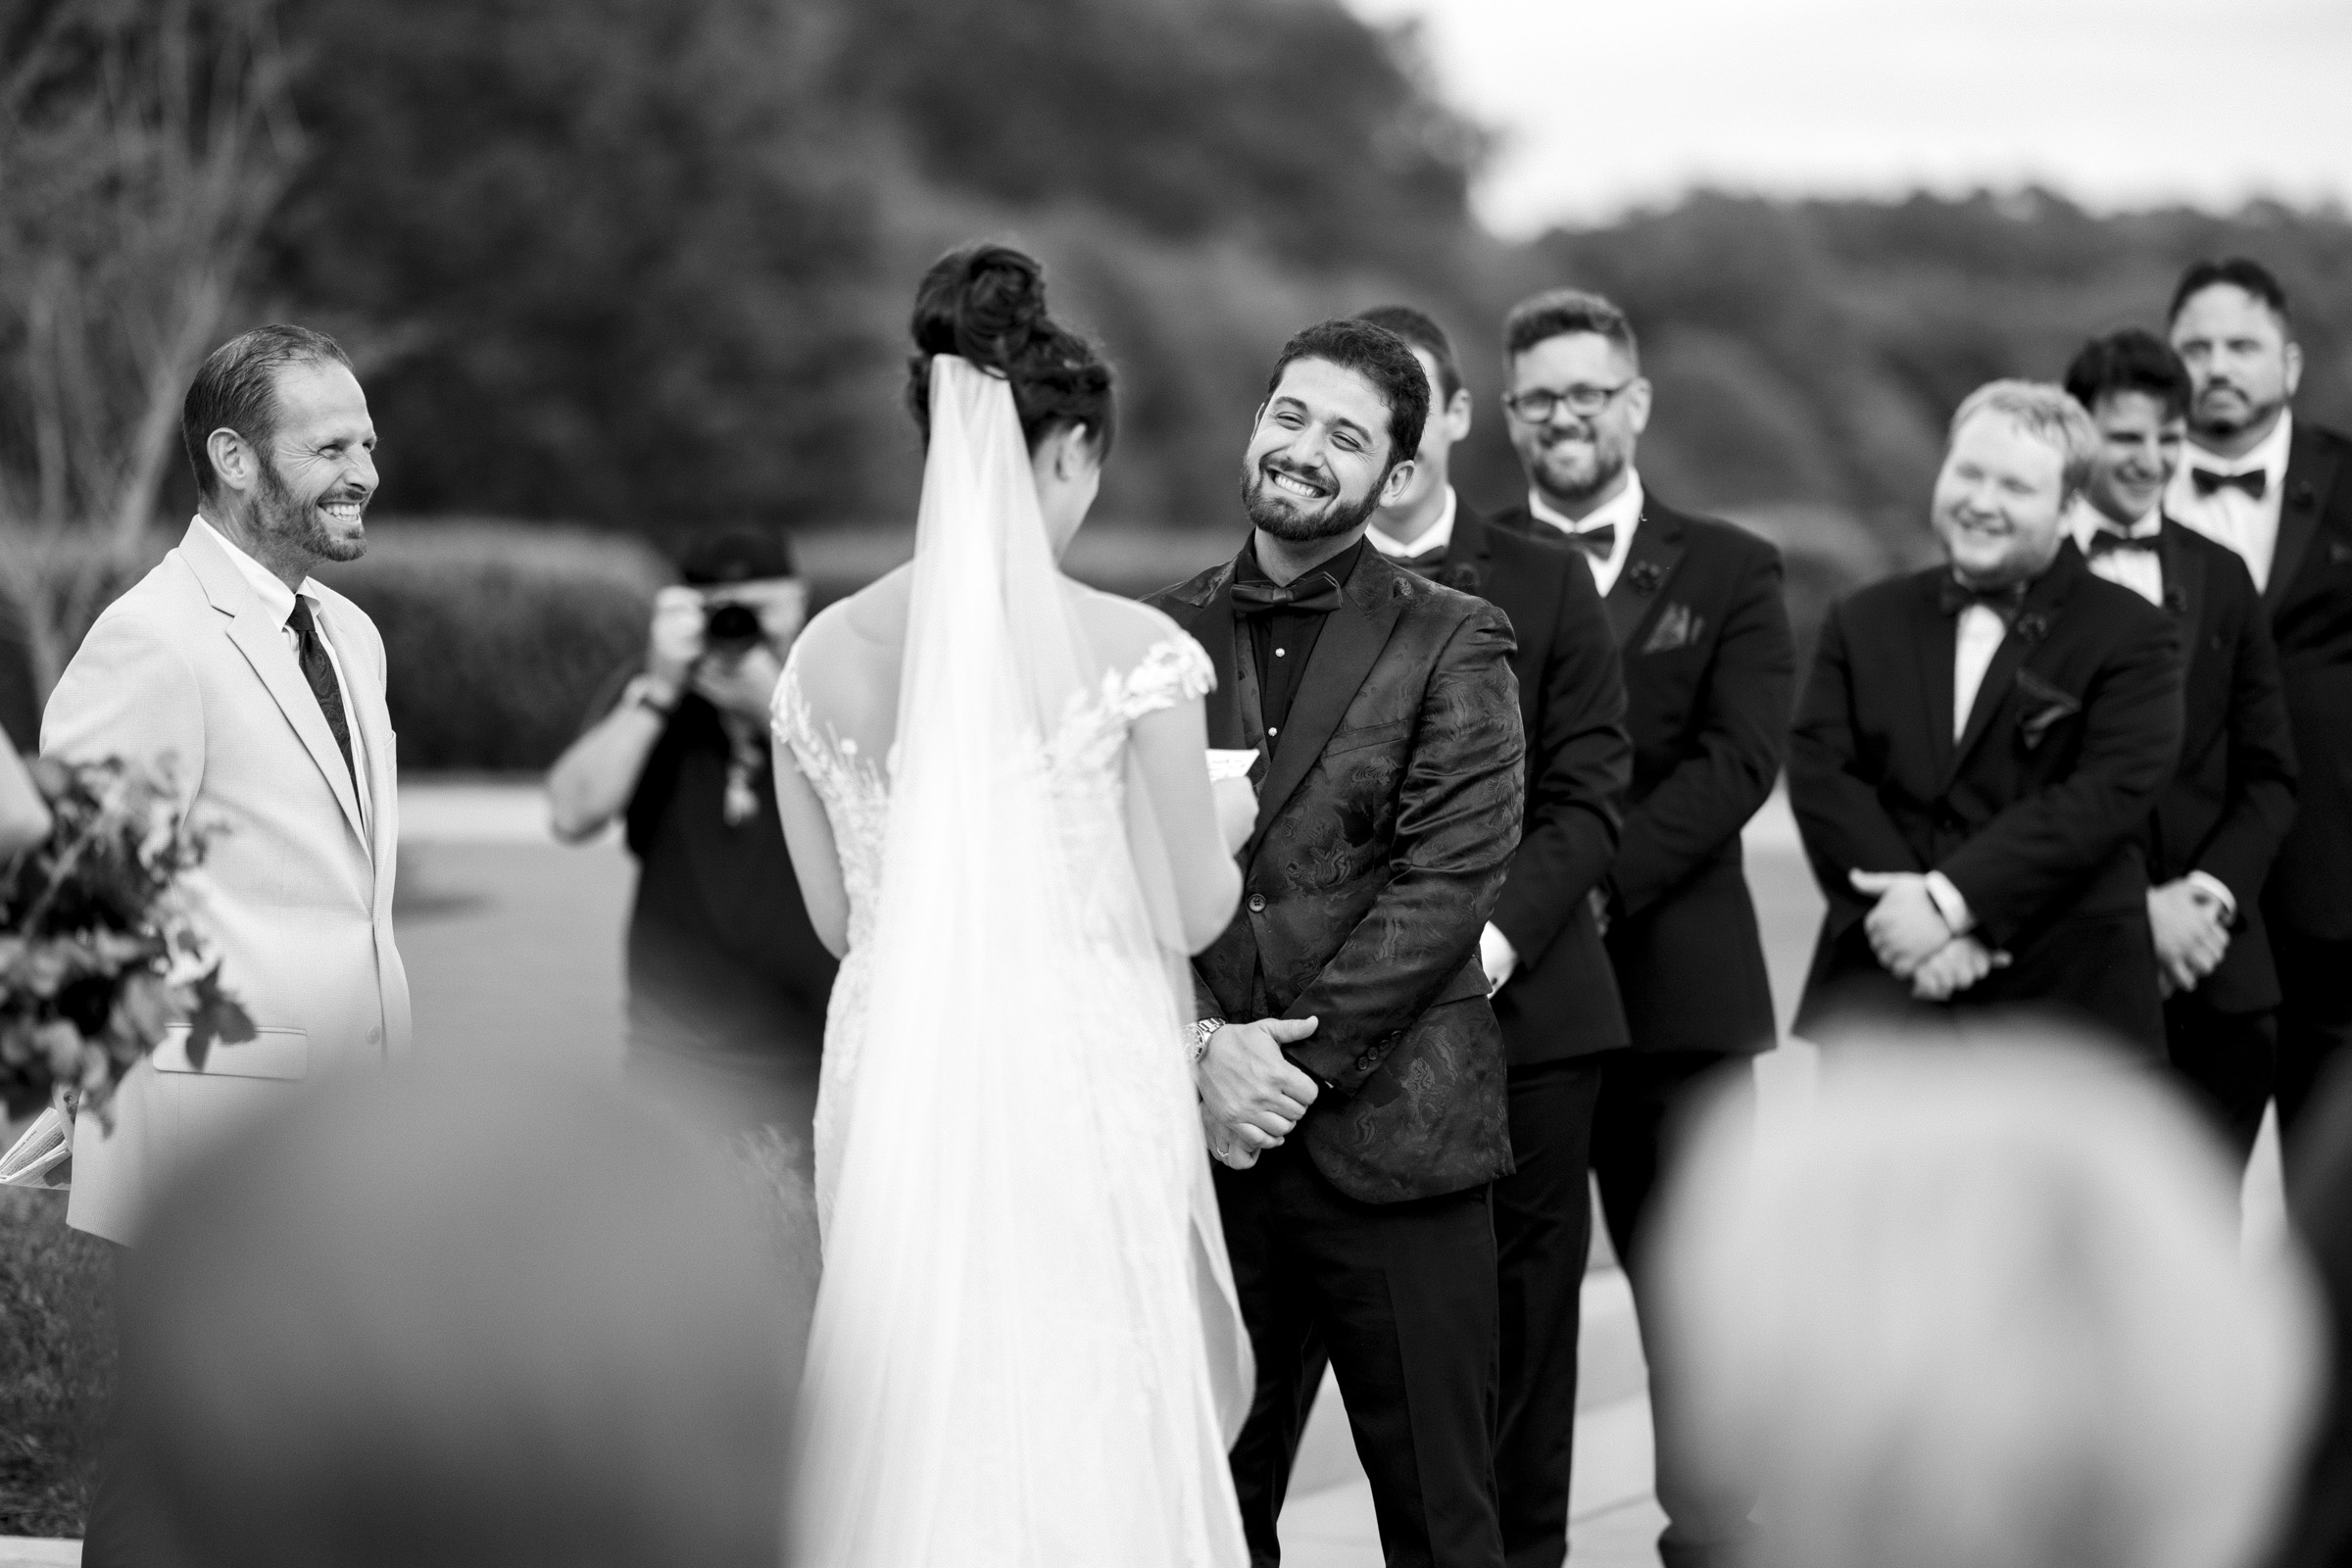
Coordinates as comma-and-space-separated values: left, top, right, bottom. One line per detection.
2061, 329, 2295, 1166
2167, 258, 2352, 1154
1489, 289, 1793, 1568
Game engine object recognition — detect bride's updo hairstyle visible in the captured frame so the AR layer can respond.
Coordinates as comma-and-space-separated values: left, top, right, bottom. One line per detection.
906, 243, 1115, 457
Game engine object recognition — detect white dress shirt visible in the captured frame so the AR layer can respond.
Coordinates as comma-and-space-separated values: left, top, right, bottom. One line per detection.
1528, 470, 1642, 596
1368, 486, 1457, 561
1920, 596, 2017, 936
2168, 411, 2293, 591
193, 514, 371, 828
2070, 499, 2166, 607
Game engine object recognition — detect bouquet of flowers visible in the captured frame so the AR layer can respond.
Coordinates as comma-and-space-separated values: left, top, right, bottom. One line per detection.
0, 756, 253, 1128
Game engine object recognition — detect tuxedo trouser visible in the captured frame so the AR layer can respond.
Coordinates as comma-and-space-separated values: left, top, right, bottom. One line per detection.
1491, 1056, 1611, 1568
1216, 1141, 1504, 1568
1591, 1051, 1756, 1568
2272, 929, 2352, 1157
2162, 993, 2278, 1169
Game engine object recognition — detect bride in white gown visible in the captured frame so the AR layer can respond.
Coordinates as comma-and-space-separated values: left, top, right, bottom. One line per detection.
769, 245, 1255, 1567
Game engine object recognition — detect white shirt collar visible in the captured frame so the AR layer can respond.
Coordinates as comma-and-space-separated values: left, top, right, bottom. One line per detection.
1528, 469, 1643, 542
2069, 497, 2162, 553
194, 513, 319, 624
1368, 485, 1457, 560
2188, 409, 2294, 482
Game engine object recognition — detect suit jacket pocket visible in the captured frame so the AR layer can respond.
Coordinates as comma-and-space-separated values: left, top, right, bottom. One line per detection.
2013, 667, 2082, 751
150, 1023, 309, 1081
1322, 718, 1410, 758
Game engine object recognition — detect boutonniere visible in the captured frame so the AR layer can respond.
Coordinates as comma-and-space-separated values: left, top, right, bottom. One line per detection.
2013, 611, 2050, 644
2291, 479, 2319, 511
2163, 585, 2188, 615
1443, 563, 1482, 595
1627, 560, 1665, 596
2013, 666, 2082, 751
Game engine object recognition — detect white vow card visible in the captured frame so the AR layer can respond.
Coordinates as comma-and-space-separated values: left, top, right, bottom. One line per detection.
1205, 748, 1259, 784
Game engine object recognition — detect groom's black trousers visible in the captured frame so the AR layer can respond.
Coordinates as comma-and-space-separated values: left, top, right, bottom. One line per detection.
1215, 1141, 1504, 1568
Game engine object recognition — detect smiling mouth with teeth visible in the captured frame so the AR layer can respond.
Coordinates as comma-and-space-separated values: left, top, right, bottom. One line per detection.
318, 499, 367, 520
1265, 466, 1330, 501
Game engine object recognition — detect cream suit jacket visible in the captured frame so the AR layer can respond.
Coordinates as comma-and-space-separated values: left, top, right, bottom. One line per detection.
43, 518, 411, 1243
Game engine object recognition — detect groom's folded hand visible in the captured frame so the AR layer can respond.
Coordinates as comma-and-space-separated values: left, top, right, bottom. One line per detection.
1197, 1017, 1321, 1156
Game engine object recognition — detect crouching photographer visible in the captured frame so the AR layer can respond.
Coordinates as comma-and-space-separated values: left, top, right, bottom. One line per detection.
547, 526, 836, 1151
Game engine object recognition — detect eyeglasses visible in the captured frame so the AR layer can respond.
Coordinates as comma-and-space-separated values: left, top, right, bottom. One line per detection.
1501, 381, 1637, 423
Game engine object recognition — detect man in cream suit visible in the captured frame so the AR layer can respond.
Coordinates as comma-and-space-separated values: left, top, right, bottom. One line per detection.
45, 324, 409, 1250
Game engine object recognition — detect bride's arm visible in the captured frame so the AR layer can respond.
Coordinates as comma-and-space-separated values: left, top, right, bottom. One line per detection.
1130, 696, 1244, 955
772, 735, 850, 958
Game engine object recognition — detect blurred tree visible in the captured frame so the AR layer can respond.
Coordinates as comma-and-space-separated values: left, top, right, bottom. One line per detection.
0, 0, 300, 686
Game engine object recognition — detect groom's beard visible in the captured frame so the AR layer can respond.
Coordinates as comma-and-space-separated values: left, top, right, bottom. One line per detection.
1241, 459, 1381, 544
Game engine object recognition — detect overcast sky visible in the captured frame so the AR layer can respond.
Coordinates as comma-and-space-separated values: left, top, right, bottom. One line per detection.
1342, 0, 2352, 236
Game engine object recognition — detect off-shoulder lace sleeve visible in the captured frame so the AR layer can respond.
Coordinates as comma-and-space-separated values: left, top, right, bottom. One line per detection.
1116, 635, 1215, 722
771, 640, 814, 759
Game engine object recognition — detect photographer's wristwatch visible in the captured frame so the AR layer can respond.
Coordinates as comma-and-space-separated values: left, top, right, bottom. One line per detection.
1189, 1018, 1225, 1067
625, 673, 680, 718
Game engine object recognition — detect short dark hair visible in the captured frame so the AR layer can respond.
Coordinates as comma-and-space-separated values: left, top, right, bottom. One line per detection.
1503, 288, 1640, 369
2063, 329, 2193, 423
2168, 257, 2293, 333
1264, 318, 1429, 467
181, 325, 353, 501
1355, 305, 1462, 400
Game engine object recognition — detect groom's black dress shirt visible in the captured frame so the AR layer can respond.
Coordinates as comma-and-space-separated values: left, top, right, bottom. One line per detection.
1238, 538, 1366, 747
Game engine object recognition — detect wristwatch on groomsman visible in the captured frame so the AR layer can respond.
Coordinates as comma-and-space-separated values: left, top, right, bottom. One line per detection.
1190, 1018, 1225, 1066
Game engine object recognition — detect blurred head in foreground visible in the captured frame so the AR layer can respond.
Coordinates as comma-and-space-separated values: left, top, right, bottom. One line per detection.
120, 1066, 795, 1568
1658, 1037, 2318, 1568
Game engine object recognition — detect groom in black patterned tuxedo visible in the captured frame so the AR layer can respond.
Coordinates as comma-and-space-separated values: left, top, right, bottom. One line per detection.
1151, 318, 1526, 1568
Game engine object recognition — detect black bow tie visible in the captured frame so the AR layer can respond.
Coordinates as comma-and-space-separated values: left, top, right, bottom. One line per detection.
1936, 576, 2030, 621
2085, 527, 2160, 559
2191, 467, 2267, 500
1562, 523, 1615, 561
1233, 571, 1345, 616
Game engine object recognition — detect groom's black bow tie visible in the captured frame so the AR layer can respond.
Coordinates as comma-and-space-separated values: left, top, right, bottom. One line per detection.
2191, 467, 2267, 500
2086, 527, 2160, 558
1562, 523, 1615, 561
1936, 576, 2030, 621
1233, 571, 1345, 616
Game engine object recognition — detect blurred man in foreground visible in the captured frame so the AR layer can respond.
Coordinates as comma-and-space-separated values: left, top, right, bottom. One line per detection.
120, 1065, 798, 1568
1491, 287, 1791, 1568
547, 526, 835, 1145
1357, 302, 1629, 1568
1790, 381, 2182, 1053
2063, 329, 2296, 1164
1657, 1035, 2318, 1568
2167, 258, 2352, 1153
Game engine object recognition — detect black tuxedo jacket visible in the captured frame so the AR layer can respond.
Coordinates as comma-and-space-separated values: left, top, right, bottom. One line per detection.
1491, 494, 1792, 1056
2141, 519, 2298, 1013
1789, 544, 2183, 1037
1150, 545, 1525, 1204
1427, 503, 1631, 1063
2259, 420, 2352, 942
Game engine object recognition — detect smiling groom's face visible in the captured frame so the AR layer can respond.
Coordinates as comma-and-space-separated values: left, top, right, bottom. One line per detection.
1240, 357, 1410, 544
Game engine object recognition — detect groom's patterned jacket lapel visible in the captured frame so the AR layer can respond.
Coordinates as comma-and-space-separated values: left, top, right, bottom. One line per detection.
1152, 545, 1523, 1204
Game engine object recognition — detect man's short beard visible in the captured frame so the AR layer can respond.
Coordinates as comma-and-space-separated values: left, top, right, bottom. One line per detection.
255, 459, 367, 564
1533, 439, 1627, 510
2190, 386, 2284, 442
1241, 464, 1381, 544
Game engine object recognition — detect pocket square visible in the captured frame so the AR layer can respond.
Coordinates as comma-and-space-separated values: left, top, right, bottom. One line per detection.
1641, 603, 1704, 655
2013, 667, 2082, 750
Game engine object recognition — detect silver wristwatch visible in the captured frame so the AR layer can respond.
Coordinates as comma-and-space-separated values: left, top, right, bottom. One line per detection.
1190, 1017, 1225, 1066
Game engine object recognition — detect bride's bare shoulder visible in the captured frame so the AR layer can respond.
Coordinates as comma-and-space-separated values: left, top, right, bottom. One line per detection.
797, 567, 914, 662
1066, 584, 1191, 667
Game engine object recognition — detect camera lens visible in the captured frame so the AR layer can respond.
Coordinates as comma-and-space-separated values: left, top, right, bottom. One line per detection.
703, 602, 762, 649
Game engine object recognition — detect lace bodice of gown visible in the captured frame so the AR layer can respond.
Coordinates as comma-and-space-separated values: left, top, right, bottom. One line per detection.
772, 628, 1216, 1225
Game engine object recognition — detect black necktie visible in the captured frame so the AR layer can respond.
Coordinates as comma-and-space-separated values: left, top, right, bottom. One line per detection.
1233, 571, 1345, 616
1936, 576, 2030, 623
1563, 523, 1615, 562
285, 598, 360, 799
2085, 528, 2159, 559
2191, 467, 2267, 500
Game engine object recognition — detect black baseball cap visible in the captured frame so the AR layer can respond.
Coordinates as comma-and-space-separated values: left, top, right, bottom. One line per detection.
677, 525, 797, 587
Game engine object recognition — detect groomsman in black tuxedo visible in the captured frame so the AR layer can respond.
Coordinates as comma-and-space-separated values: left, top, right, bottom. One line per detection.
2167, 258, 2352, 1150
2062, 329, 2296, 1162
1790, 381, 2182, 1052
1488, 289, 1792, 1568
1356, 304, 1632, 1568
1152, 318, 1527, 1568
